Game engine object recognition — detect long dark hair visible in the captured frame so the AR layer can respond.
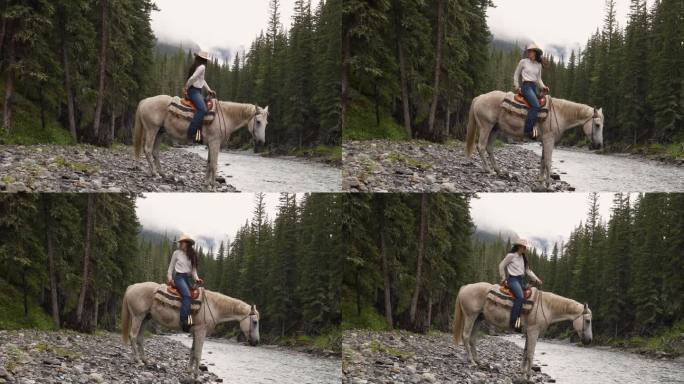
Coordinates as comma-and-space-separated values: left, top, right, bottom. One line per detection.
186, 56, 208, 81
184, 242, 198, 269
510, 244, 529, 271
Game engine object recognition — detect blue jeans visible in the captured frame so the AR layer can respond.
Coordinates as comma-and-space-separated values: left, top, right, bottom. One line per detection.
507, 275, 524, 327
187, 86, 207, 138
522, 82, 540, 134
174, 273, 192, 326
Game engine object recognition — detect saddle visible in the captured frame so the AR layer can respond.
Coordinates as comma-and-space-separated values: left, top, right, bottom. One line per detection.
168, 96, 217, 125
501, 92, 549, 122
486, 284, 535, 314
499, 281, 532, 300
153, 284, 203, 314
167, 284, 201, 300
514, 90, 547, 108
181, 89, 215, 112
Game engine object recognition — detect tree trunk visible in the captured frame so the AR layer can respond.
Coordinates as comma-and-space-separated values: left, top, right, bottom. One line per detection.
93, 294, 99, 329
410, 193, 428, 325
46, 201, 61, 328
397, 42, 412, 137
341, 20, 351, 133
76, 194, 95, 325
374, 82, 380, 126
445, 102, 451, 137
355, 272, 361, 316
380, 219, 393, 328
92, 0, 109, 140
428, 0, 444, 134
62, 39, 77, 141
0, 14, 7, 57
3, 37, 15, 132
22, 267, 28, 318
426, 293, 433, 329
40, 84, 46, 131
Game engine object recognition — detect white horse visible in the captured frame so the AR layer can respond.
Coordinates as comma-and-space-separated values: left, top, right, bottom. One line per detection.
133, 95, 269, 189
453, 282, 593, 381
121, 282, 260, 380
466, 91, 604, 189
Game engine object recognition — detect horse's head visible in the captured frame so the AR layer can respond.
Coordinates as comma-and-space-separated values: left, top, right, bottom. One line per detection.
582, 107, 604, 150
249, 106, 269, 153
572, 303, 593, 345
239, 304, 260, 346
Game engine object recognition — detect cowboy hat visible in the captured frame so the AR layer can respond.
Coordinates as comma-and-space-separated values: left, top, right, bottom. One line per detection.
525, 43, 543, 57
195, 51, 210, 61
513, 238, 531, 248
178, 234, 195, 245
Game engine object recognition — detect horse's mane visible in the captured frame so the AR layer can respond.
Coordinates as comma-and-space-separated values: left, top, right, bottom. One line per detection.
217, 101, 256, 122
205, 289, 252, 317
541, 290, 583, 316
551, 98, 593, 122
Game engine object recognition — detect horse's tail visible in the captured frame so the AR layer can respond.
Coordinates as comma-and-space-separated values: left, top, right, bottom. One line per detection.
465, 97, 478, 158
121, 290, 131, 345
453, 287, 465, 345
133, 103, 144, 159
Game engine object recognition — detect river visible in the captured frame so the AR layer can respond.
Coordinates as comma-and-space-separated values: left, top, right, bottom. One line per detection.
504, 335, 684, 383
167, 335, 341, 384
522, 143, 684, 192
183, 147, 341, 192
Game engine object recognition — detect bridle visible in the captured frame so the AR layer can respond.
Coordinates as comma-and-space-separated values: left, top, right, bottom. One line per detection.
572, 305, 590, 336
239, 307, 258, 340
549, 98, 599, 144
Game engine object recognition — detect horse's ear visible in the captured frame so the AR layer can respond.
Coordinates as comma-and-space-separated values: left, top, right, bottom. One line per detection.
264, 106, 269, 114
583, 303, 589, 311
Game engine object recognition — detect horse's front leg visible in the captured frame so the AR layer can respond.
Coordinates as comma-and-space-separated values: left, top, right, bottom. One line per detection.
204, 140, 220, 191
191, 328, 207, 379
522, 328, 540, 381
152, 134, 165, 178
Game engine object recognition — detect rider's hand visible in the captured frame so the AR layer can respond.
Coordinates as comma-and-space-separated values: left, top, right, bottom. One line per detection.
208, 90, 216, 97
514, 86, 520, 93
537, 279, 544, 286
543, 86, 550, 93
500, 279, 506, 286
167, 279, 174, 287
196, 278, 204, 285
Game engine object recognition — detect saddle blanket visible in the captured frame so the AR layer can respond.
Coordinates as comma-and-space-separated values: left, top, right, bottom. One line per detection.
168, 96, 216, 125
486, 285, 536, 314
153, 284, 203, 314
501, 93, 549, 122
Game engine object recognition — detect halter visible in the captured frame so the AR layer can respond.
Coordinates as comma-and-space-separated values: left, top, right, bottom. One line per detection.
572, 305, 590, 336
582, 107, 599, 143
239, 306, 258, 339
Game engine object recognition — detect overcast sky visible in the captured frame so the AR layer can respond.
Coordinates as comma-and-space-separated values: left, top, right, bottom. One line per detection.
488, 0, 644, 58
136, 193, 281, 248
470, 193, 634, 250
151, 0, 296, 52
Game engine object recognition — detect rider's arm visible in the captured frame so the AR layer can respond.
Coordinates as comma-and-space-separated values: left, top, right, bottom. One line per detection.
499, 254, 513, 281
537, 65, 547, 90
513, 59, 524, 90
192, 266, 199, 281
167, 251, 178, 282
526, 268, 541, 284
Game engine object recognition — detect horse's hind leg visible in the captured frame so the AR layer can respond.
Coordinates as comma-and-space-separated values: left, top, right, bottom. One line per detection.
152, 132, 165, 178
136, 315, 151, 365
462, 314, 480, 366
128, 315, 145, 365
486, 130, 503, 176
190, 327, 206, 379
142, 121, 161, 177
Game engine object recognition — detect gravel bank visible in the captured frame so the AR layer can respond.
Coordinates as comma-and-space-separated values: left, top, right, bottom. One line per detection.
0, 329, 220, 384
0, 145, 237, 192
343, 330, 554, 384
342, 140, 573, 192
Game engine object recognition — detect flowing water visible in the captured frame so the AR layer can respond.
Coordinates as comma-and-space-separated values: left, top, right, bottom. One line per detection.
167, 335, 341, 384
183, 147, 341, 192
504, 335, 684, 383
522, 143, 684, 192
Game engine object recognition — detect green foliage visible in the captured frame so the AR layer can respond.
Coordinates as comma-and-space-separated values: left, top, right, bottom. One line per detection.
344, 100, 407, 140
0, 91, 73, 145
0, 278, 54, 330
341, 300, 391, 331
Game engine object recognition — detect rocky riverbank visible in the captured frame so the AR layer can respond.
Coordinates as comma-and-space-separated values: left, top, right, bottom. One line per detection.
343, 330, 554, 384
0, 329, 220, 384
342, 140, 573, 192
0, 145, 237, 192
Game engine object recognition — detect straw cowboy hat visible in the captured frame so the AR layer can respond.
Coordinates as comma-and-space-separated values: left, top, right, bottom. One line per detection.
513, 238, 531, 248
525, 43, 543, 57
195, 51, 210, 61
178, 234, 195, 245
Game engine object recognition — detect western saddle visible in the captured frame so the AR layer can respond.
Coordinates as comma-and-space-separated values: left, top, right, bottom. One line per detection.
500, 281, 533, 300
166, 284, 201, 300
181, 89, 214, 112
514, 88, 548, 108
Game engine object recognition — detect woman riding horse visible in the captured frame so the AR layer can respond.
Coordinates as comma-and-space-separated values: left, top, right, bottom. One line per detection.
513, 43, 549, 139
167, 234, 204, 332
184, 51, 216, 143
498, 238, 543, 332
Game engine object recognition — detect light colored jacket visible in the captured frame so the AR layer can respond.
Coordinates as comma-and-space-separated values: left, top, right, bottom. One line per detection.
513, 58, 546, 90
185, 64, 212, 92
499, 252, 540, 283
167, 249, 199, 281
